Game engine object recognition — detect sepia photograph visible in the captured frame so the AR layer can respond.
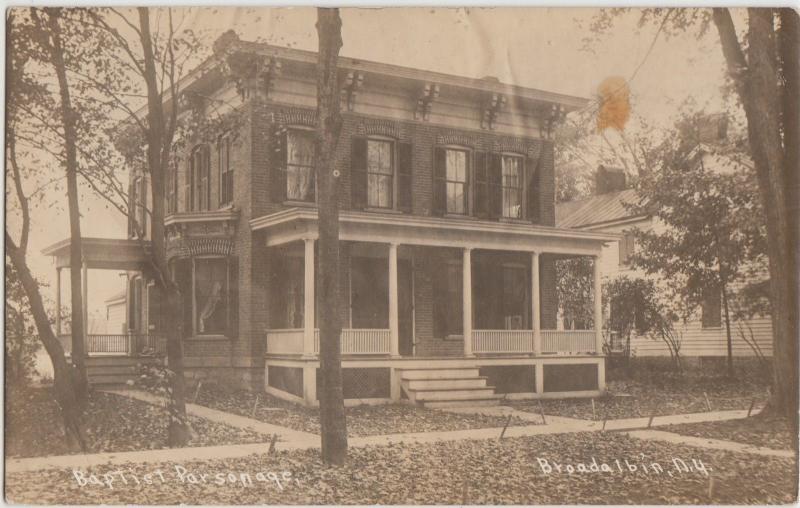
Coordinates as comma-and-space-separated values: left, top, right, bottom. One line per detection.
4, 5, 799, 504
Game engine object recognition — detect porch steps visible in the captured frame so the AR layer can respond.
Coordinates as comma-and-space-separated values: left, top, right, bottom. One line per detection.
398, 367, 501, 408
70, 355, 160, 386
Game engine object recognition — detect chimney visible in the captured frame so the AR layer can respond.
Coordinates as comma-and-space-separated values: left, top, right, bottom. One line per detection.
697, 113, 728, 144
595, 165, 627, 194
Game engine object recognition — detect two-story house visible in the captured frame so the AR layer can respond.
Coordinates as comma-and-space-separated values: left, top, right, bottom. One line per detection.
44, 37, 616, 407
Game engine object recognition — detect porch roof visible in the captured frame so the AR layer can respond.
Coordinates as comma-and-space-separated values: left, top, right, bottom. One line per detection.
42, 237, 151, 270
250, 208, 618, 256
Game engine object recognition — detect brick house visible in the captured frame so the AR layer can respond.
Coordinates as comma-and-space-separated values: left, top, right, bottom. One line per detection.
44, 39, 616, 406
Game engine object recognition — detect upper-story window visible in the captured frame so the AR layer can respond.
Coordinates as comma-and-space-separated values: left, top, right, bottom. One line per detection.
445, 148, 469, 215
190, 144, 210, 211
501, 154, 523, 218
166, 163, 178, 214
619, 231, 635, 265
367, 139, 394, 208
219, 136, 234, 206
287, 130, 315, 202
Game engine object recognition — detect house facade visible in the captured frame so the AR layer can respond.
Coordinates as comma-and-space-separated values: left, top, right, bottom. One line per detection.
556, 163, 773, 362
44, 37, 616, 406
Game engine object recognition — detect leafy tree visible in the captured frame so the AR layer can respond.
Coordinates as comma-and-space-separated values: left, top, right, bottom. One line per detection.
5, 261, 43, 386
555, 257, 594, 329
314, 7, 348, 466
627, 113, 766, 376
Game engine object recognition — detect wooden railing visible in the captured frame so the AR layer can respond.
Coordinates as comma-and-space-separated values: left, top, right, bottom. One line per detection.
265, 329, 305, 354
57, 333, 166, 356
472, 330, 534, 353
266, 328, 390, 355
541, 330, 596, 354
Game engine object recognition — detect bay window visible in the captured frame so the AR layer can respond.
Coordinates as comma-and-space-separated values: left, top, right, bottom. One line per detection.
172, 257, 237, 337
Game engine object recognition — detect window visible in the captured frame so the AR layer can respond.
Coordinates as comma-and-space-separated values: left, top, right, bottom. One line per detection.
219, 136, 234, 206
445, 149, 468, 214
166, 163, 178, 214
367, 139, 394, 208
190, 145, 210, 211
701, 287, 722, 329
194, 258, 234, 335
501, 155, 523, 218
619, 232, 635, 265
286, 130, 315, 201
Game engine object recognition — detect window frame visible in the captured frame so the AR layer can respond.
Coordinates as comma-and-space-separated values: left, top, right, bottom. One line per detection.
166, 162, 178, 214
500, 153, 525, 219
285, 127, 316, 203
218, 134, 234, 207
366, 136, 396, 210
190, 144, 210, 211
190, 256, 236, 337
443, 146, 471, 215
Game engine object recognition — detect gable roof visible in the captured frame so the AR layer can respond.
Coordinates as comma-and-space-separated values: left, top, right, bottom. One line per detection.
556, 188, 645, 229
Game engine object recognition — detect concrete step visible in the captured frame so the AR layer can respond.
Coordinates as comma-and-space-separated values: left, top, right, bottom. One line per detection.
403, 377, 488, 390
422, 398, 502, 408
399, 368, 480, 380
89, 374, 137, 385
87, 366, 139, 376
411, 387, 497, 401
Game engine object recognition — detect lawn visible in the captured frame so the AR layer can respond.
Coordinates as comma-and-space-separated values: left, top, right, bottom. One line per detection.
5, 387, 267, 458
663, 413, 795, 451
509, 376, 768, 420
193, 383, 531, 436
6, 432, 796, 504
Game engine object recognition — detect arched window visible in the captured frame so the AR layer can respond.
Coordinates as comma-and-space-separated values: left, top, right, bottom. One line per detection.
189, 144, 210, 211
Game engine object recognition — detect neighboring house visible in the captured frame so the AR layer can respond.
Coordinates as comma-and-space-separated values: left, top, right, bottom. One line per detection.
556, 157, 773, 361
105, 289, 127, 335
43, 35, 617, 406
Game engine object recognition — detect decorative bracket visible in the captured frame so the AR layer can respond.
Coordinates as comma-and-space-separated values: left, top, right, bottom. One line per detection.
481, 93, 507, 130
414, 83, 440, 121
340, 71, 364, 112
227, 52, 282, 101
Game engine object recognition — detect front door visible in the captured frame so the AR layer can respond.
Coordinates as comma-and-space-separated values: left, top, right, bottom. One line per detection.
398, 259, 414, 356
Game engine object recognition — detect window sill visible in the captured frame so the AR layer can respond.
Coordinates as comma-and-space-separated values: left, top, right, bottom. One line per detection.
184, 334, 232, 341
444, 213, 476, 220
283, 200, 317, 208
498, 217, 532, 225
364, 207, 404, 215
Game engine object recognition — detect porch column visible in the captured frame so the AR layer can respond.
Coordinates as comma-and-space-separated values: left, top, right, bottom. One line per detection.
388, 243, 400, 357
593, 254, 603, 354
82, 260, 88, 346
55, 268, 62, 336
463, 247, 473, 357
531, 252, 541, 355
303, 238, 316, 357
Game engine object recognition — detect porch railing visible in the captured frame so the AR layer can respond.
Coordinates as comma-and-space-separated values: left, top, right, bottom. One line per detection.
472, 330, 534, 353
57, 333, 166, 356
541, 330, 596, 354
265, 328, 391, 355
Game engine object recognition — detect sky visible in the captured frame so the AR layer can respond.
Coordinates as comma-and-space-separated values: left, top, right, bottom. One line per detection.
12, 7, 737, 320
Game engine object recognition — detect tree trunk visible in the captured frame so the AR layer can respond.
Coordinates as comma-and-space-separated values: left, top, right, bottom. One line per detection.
6, 234, 86, 451
315, 7, 348, 466
712, 9, 798, 433
721, 281, 733, 377
137, 7, 190, 447
45, 8, 88, 403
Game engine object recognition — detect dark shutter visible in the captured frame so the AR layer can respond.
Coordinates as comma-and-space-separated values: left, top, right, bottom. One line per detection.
351, 137, 368, 209
488, 153, 503, 219
433, 147, 447, 216
271, 129, 287, 202
227, 258, 239, 338
397, 142, 413, 213
526, 156, 540, 222
473, 152, 489, 218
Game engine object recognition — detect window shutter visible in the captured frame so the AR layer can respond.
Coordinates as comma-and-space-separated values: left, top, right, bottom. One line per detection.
433, 147, 447, 216
526, 156, 540, 222
351, 137, 368, 209
397, 142, 413, 212
272, 129, 288, 202
488, 153, 503, 218
473, 152, 489, 218
227, 258, 239, 338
